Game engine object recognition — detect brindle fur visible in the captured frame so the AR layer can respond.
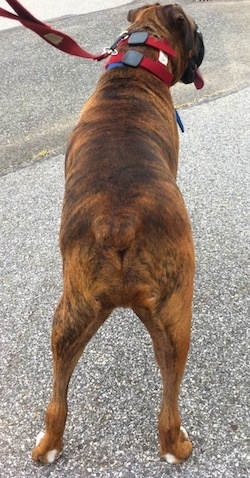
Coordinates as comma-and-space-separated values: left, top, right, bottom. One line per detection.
32, 3, 203, 464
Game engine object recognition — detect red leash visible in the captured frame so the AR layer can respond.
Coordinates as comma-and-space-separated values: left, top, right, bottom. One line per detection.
0, 0, 109, 60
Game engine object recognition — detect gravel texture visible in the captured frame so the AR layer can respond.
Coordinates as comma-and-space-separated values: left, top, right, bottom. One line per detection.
1, 87, 249, 477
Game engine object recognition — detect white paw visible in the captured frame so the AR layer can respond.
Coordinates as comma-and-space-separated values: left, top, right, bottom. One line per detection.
165, 453, 180, 464
35, 431, 60, 463
164, 426, 190, 464
46, 449, 60, 464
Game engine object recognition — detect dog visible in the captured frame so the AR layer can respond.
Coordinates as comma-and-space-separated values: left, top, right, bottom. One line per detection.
32, 3, 204, 465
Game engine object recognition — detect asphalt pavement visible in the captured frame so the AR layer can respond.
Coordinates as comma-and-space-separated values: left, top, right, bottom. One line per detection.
0, 1, 249, 477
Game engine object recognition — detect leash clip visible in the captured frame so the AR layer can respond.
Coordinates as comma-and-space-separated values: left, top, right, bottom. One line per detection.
103, 46, 118, 56
103, 31, 129, 56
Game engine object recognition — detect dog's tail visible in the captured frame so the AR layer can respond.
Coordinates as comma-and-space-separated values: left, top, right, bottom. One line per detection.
92, 213, 138, 252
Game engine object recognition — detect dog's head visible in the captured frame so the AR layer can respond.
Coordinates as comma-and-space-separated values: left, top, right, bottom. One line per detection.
127, 3, 204, 89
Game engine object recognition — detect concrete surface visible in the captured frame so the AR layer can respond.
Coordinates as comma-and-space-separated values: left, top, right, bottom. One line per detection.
0, 1, 249, 477
0, 0, 133, 30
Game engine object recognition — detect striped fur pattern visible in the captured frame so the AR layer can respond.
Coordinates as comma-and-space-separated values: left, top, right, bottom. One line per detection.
32, 3, 204, 465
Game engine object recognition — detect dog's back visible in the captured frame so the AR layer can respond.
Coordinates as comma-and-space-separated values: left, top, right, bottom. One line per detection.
59, 69, 194, 312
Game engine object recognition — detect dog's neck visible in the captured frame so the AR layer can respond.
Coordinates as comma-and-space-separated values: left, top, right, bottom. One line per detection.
105, 31, 176, 88
105, 31, 185, 133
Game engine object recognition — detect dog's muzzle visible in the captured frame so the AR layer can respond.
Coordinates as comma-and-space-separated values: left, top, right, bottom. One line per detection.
181, 30, 205, 90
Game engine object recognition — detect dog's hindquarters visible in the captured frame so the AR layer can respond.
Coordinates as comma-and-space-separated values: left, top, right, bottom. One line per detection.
91, 208, 195, 463
33, 145, 195, 462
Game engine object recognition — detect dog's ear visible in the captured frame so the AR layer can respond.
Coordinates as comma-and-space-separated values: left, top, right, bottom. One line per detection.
157, 5, 193, 51
127, 7, 141, 23
127, 3, 160, 23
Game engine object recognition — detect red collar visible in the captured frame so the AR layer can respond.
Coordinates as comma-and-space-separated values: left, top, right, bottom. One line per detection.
105, 32, 177, 87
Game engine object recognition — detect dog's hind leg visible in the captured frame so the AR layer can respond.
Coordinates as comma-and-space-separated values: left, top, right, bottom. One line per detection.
135, 287, 193, 464
32, 294, 111, 463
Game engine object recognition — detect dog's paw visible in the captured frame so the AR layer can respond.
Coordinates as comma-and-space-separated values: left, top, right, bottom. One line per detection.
163, 426, 192, 464
165, 452, 181, 465
32, 431, 62, 464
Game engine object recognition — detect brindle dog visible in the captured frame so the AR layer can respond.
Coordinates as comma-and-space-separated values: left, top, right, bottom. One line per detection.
32, 3, 204, 465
